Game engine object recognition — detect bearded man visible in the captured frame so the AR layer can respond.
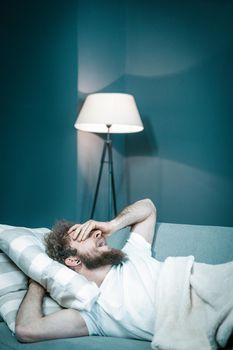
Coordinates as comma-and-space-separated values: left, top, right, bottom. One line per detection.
15, 199, 158, 342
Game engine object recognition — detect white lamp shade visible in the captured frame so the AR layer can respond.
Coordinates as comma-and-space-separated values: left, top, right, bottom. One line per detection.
75, 93, 144, 133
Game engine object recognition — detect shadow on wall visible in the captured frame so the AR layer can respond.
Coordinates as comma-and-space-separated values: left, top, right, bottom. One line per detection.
125, 44, 233, 180
125, 117, 158, 157
124, 44, 233, 226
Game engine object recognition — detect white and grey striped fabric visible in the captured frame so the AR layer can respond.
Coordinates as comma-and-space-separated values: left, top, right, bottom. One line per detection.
0, 251, 27, 296
0, 251, 62, 332
0, 225, 100, 332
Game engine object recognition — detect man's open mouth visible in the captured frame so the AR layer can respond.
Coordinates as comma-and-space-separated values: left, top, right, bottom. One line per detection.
97, 239, 106, 247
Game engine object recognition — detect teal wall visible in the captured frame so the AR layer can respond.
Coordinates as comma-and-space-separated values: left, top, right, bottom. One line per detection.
0, 1, 78, 227
77, 0, 233, 226
1, 1, 232, 228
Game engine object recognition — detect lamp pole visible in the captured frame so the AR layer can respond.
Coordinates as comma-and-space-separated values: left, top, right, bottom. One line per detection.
90, 124, 117, 220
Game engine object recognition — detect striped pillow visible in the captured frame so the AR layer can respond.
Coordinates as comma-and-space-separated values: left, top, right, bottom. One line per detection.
0, 226, 100, 316
0, 226, 22, 326
0, 251, 62, 332
0, 251, 27, 297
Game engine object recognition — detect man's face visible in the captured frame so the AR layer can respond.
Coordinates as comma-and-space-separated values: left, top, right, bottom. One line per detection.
68, 230, 126, 269
69, 229, 109, 255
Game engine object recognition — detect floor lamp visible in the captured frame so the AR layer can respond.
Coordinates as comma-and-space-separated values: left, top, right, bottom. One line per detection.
74, 93, 144, 219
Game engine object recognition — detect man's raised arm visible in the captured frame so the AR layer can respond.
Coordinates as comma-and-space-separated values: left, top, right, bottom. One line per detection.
69, 198, 156, 245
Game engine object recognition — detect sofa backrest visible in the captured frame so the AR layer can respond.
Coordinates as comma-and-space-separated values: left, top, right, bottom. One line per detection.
153, 223, 233, 264
108, 223, 233, 265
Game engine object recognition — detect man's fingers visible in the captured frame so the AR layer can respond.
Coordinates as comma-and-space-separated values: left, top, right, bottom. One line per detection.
81, 223, 98, 241
68, 224, 80, 234
69, 220, 106, 242
71, 222, 90, 241
72, 226, 82, 240
78, 221, 94, 241
68, 224, 83, 241
72, 220, 99, 241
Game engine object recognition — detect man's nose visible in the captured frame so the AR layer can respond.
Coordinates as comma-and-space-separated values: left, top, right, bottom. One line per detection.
93, 230, 102, 238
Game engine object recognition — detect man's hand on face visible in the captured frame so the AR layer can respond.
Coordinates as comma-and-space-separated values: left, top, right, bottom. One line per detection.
68, 220, 115, 242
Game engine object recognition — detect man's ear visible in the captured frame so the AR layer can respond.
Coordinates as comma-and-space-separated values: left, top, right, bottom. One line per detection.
64, 256, 82, 268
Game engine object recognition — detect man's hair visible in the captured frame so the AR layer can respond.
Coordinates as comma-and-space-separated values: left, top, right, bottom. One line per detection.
45, 220, 77, 264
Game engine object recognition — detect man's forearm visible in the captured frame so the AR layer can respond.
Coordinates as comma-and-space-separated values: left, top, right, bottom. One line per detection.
68, 198, 156, 242
15, 282, 45, 342
110, 198, 156, 232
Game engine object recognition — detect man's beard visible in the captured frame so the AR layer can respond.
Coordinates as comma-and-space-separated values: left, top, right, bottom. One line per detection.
78, 248, 128, 270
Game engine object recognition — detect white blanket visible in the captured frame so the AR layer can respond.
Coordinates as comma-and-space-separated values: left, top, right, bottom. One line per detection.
151, 256, 233, 350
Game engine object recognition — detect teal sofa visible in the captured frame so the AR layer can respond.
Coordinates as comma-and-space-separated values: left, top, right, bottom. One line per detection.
1, 222, 233, 350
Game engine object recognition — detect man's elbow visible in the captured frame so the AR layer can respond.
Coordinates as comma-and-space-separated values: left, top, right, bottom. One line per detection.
142, 198, 156, 215
15, 324, 35, 343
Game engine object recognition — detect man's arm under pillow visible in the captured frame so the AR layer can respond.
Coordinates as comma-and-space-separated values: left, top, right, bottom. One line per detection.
16, 280, 88, 343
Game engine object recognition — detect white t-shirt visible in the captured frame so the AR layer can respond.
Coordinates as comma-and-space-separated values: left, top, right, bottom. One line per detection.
80, 232, 161, 340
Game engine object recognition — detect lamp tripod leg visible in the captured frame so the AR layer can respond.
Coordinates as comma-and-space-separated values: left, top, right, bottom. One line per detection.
90, 141, 107, 219
108, 141, 117, 217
